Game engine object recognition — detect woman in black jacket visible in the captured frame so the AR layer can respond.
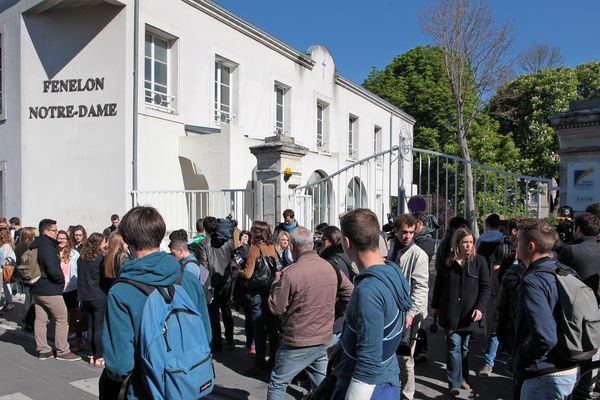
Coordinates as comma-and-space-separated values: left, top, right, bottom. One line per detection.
431, 227, 490, 397
77, 232, 107, 367
319, 226, 354, 282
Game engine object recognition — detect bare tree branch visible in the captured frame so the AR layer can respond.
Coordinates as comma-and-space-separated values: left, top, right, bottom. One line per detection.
518, 44, 564, 73
419, 0, 514, 234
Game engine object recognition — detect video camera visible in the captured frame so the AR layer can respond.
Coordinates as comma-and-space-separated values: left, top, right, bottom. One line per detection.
555, 205, 575, 244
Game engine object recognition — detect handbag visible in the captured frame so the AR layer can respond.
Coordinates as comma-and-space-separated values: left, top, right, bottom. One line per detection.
69, 308, 88, 333
238, 248, 275, 291
3, 265, 15, 284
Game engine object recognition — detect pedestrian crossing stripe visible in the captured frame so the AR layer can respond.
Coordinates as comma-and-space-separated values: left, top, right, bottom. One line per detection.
69, 377, 99, 396
0, 394, 34, 400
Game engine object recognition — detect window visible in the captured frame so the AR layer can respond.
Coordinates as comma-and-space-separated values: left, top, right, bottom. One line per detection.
316, 101, 329, 151
273, 82, 290, 135
374, 125, 382, 166
348, 115, 358, 159
144, 31, 176, 112
307, 171, 333, 225
215, 58, 237, 124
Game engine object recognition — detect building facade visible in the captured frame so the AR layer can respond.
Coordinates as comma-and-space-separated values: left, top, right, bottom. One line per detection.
0, 0, 414, 231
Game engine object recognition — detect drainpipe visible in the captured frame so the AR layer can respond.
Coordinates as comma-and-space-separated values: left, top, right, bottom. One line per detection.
389, 114, 393, 216
131, 0, 139, 207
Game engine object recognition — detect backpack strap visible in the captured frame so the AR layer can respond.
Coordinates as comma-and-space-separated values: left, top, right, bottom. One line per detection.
115, 277, 177, 304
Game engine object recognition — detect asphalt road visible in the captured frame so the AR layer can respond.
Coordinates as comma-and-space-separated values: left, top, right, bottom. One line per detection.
0, 300, 515, 399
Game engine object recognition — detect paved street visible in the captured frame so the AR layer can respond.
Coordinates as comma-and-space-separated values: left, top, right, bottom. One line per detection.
0, 298, 514, 399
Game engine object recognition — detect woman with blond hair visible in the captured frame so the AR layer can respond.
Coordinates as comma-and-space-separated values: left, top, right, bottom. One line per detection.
431, 227, 490, 397
77, 232, 108, 366
101, 231, 131, 292
0, 229, 16, 311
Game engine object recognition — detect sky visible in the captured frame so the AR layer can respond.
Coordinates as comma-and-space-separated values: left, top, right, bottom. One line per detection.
215, 0, 600, 86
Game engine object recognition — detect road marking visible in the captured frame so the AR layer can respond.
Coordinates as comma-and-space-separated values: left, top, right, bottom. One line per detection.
0, 394, 34, 400
69, 377, 99, 396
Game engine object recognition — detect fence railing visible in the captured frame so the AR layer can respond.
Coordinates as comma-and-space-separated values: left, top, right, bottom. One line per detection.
290, 145, 553, 237
132, 189, 255, 237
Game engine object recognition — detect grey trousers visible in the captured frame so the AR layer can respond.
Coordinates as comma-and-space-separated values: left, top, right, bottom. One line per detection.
399, 313, 424, 400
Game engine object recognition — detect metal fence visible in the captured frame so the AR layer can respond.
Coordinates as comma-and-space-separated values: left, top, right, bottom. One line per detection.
132, 189, 255, 237
291, 145, 553, 237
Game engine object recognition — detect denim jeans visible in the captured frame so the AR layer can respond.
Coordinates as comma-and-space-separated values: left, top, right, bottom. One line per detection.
483, 334, 499, 367
266, 344, 328, 400
520, 373, 577, 399
82, 298, 107, 358
445, 330, 471, 389
249, 293, 278, 365
331, 383, 401, 400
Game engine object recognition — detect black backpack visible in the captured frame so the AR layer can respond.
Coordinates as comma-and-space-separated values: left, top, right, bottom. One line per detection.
478, 236, 513, 269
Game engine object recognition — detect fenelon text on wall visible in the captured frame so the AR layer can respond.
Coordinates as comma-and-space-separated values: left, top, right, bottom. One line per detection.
28, 77, 118, 119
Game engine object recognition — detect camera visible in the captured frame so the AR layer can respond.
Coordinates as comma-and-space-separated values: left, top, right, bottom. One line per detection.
395, 328, 412, 356
555, 205, 574, 244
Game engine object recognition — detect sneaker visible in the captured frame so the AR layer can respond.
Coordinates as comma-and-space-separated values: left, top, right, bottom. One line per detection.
38, 351, 54, 360
56, 352, 81, 362
247, 346, 256, 357
449, 388, 460, 397
478, 364, 493, 377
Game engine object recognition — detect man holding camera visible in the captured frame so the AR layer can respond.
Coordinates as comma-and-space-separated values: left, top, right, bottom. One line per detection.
389, 214, 429, 400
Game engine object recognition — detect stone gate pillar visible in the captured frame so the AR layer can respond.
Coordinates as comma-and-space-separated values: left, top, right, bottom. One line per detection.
549, 98, 600, 212
250, 135, 308, 229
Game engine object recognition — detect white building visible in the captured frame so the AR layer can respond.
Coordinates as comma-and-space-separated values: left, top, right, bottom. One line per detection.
0, 0, 414, 232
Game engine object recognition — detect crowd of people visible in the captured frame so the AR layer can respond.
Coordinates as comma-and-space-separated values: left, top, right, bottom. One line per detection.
0, 202, 599, 400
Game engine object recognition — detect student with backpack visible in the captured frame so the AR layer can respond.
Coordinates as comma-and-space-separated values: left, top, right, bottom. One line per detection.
102, 206, 212, 400
476, 213, 514, 377
513, 219, 580, 399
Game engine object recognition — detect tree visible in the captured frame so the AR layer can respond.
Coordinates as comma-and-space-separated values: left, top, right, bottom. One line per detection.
518, 44, 564, 73
363, 46, 456, 152
420, 0, 513, 235
488, 61, 600, 180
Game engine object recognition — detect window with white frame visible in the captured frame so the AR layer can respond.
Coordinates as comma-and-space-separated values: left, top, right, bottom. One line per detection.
374, 125, 382, 166
215, 57, 237, 124
348, 115, 358, 159
273, 82, 290, 135
316, 101, 329, 151
144, 30, 176, 112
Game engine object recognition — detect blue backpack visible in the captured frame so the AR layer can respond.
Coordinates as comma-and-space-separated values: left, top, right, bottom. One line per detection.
118, 274, 214, 399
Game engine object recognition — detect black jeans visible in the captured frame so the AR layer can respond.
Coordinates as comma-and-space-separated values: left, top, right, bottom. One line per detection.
82, 298, 107, 358
208, 284, 234, 346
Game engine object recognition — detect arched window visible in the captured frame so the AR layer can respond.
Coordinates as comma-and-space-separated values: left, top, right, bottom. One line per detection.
346, 177, 367, 211
306, 171, 333, 226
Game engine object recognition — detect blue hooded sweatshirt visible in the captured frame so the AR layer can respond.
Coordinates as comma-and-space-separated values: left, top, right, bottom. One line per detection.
102, 251, 211, 399
334, 262, 412, 388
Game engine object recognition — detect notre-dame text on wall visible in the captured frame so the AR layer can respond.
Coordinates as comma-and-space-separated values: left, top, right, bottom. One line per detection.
28, 77, 118, 119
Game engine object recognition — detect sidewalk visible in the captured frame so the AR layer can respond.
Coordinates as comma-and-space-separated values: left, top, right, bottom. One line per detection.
0, 295, 515, 399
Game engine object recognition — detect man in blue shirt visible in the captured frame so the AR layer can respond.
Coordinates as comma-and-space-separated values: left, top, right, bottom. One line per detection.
331, 208, 412, 399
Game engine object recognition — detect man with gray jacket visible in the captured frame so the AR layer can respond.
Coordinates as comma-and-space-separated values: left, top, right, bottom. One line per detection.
389, 214, 429, 400
198, 216, 235, 351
